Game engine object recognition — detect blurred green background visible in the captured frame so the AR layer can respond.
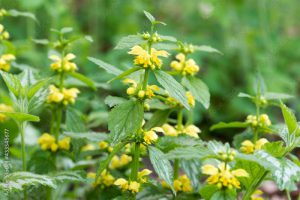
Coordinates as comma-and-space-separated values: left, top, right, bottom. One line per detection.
1, 0, 300, 140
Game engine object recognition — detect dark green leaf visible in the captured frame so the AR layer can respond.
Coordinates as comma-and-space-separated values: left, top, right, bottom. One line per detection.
28, 77, 51, 98
88, 57, 123, 76
114, 35, 144, 50
63, 132, 108, 142
280, 103, 298, 134
182, 76, 210, 109
148, 146, 174, 193
154, 70, 190, 110
210, 121, 249, 131
105, 96, 127, 107
66, 108, 87, 133
68, 72, 96, 90
145, 109, 171, 130
165, 146, 212, 160
108, 100, 144, 144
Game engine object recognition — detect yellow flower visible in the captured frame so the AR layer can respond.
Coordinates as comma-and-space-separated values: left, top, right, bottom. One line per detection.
128, 181, 140, 193
98, 141, 108, 150
38, 133, 58, 152
114, 178, 129, 191
128, 45, 169, 69
138, 169, 152, 183
62, 88, 80, 105
240, 138, 268, 154
88, 170, 115, 187
109, 154, 132, 169
87, 172, 96, 179
202, 163, 248, 189
186, 92, 195, 107
170, 53, 199, 76
0, 24, 9, 40
49, 53, 77, 72
81, 144, 95, 151
143, 127, 163, 145
0, 9, 7, 17
162, 124, 178, 137
173, 175, 193, 192
145, 85, 160, 99
47, 85, 64, 103
251, 189, 264, 200
246, 114, 271, 128
0, 54, 15, 71
0, 104, 14, 122
58, 137, 71, 150
181, 124, 200, 138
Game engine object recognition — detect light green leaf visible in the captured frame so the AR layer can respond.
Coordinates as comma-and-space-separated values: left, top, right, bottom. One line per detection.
108, 66, 141, 83
66, 108, 87, 133
199, 185, 218, 200
8, 9, 37, 21
108, 100, 144, 144
88, 57, 123, 76
143, 10, 155, 22
180, 159, 202, 190
152, 43, 178, 50
280, 103, 298, 134
0, 71, 21, 97
238, 92, 253, 99
156, 135, 203, 152
165, 146, 212, 160
182, 76, 210, 109
262, 141, 285, 158
194, 45, 222, 54
148, 146, 174, 193
28, 77, 51, 98
210, 121, 249, 131
63, 132, 108, 142
0, 172, 56, 191
114, 35, 144, 50
211, 189, 236, 200
68, 72, 96, 90
0, 112, 40, 122
60, 27, 73, 34
159, 35, 177, 42
104, 95, 127, 107
264, 92, 293, 100
51, 171, 84, 183
154, 70, 190, 110
145, 109, 171, 130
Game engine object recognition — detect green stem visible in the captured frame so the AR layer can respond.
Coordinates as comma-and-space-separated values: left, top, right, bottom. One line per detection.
55, 106, 63, 141
286, 190, 291, 200
177, 109, 183, 130
50, 108, 56, 134
142, 68, 150, 90
19, 122, 28, 200
131, 142, 140, 181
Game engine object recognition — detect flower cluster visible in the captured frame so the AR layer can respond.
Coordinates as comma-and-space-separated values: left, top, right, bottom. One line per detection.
87, 169, 115, 188
143, 127, 163, 145
124, 78, 160, 99
47, 85, 80, 105
114, 169, 151, 193
0, 104, 14, 122
37, 133, 71, 152
240, 138, 268, 154
170, 53, 199, 76
165, 91, 196, 108
162, 174, 192, 192
49, 54, 77, 73
0, 54, 15, 71
0, 24, 9, 40
128, 45, 169, 69
202, 163, 248, 189
246, 114, 271, 128
142, 32, 162, 43
109, 154, 132, 169
162, 123, 200, 138
217, 149, 236, 162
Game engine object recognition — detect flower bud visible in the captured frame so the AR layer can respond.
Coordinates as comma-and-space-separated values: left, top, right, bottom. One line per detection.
127, 87, 136, 95
138, 90, 145, 98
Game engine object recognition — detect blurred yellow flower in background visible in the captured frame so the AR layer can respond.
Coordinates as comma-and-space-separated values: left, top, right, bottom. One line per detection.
0, 104, 14, 122
49, 53, 77, 72
0, 54, 15, 71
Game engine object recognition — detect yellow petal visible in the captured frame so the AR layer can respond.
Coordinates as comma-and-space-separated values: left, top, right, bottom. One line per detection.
202, 164, 218, 175
231, 169, 249, 177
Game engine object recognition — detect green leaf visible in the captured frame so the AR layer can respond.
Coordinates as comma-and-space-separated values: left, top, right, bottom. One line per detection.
108, 100, 144, 144
165, 146, 212, 160
238, 92, 253, 99
52, 171, 84, 183
0, 172, 56, 191
262, 141, 285, 157
28, 77, 51, 98
114, 35, 144, 50
154, 70, 190, 110
88, 57, 123, 76
264, 92, 293, 100
144, 109, 171, 130
233, 129, 252, 148
280, 103, 298, 134
0, 71, 21, 98
68, 72, 96, 90
148, 146, 174, 193
0, 112, 39, 122
211, 189, 236, 200
159, 35, 177, 42
64, 132, 108, 142
66, 108, 87, 133
60, 27, 73, 34
8, 9, 37, 21
108, 66, 141, 83
156, 135, 203, 152
104, 96, 127, 107
199, 185, 218, 200
143, 10, 155, 22
182, 76, 210, 109
193, 45, 222, 54
180, 159, 202, 191
210, 121, 249, 131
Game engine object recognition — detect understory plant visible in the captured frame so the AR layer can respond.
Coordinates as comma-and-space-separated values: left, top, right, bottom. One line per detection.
0, 9, 299, 200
